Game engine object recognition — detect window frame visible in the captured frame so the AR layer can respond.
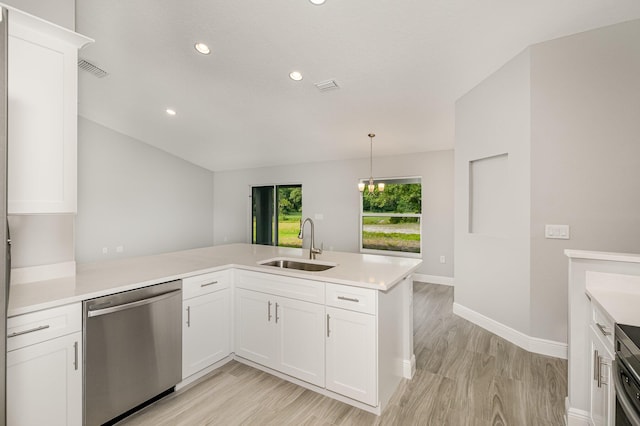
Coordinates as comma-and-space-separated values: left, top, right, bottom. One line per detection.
249, 183, 303, 248
359, 176, 423, 258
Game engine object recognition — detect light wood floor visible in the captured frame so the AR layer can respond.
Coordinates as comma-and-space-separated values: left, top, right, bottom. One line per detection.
120, 283, 567, 425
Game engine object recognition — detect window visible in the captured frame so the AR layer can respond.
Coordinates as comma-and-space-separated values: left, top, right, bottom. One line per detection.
252, 185, 302, 248
360, 177, 421, 255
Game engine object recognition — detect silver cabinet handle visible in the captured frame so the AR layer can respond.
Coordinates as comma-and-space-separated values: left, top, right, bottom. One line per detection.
594, 349, 599, 381
8, 324, 50, 338
327, 314, 331, 337
597, 353, 602, 388
73, 341, 78, 371
200, 281, 218, 287
599, 357, 608, 387
337, 296, 360, 303
186, 306, 191, 328
596, 323, 611, 336
87, 289, 181, 317
268, 301, 272, 322
275, 303, 279, 324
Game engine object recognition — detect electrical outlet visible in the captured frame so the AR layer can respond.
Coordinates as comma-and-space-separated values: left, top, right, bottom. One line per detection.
116, 245, 124, 253
102, 247, 108, 255
545, 224, 570, 240
439, 255, 446, 264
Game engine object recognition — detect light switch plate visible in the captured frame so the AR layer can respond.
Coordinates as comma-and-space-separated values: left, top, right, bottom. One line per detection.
545, 224, 570, 240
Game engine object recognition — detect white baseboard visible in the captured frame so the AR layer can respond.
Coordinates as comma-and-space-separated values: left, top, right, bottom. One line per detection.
11, 261, 76, 285
566, 405, 590, 425
413, 273, 454, 286
403, 354, 416, 379
452, 302, 568, 359
565, 396, 590, 425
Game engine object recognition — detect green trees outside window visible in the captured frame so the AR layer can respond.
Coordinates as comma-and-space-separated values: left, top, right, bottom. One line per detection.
252, 185, 302, 248
361, 179, 421, 254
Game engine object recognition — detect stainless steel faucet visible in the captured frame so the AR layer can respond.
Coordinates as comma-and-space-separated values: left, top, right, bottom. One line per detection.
298, 217, 322, 259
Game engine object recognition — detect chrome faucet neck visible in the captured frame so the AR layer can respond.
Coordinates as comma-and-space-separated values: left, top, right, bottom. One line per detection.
298, 217, 321, 259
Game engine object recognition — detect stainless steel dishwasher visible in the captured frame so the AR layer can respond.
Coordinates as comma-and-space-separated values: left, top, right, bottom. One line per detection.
83, 280, 182, 425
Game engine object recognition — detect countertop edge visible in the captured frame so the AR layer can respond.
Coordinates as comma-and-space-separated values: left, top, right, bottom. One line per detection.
8, 248, 423, 317
565, 249, 640, 263
585, 271, 640, 327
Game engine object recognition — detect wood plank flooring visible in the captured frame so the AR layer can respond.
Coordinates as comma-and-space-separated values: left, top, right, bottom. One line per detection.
120, 283, 567, 426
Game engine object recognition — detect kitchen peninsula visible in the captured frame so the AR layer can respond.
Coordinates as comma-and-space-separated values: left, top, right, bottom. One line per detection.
8, 244, 421, 424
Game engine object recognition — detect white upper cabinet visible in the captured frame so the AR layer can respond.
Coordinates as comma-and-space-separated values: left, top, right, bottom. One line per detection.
7, 8, 92, 214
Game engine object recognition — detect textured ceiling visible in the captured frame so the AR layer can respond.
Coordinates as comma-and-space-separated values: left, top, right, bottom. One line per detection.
76, 1, 640, 171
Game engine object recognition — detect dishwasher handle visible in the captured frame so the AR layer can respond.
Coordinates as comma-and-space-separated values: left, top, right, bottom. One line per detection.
87, 289, 181, 318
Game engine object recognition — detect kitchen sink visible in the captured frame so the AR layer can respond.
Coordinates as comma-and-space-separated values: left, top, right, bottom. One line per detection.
258, 258, 337, 272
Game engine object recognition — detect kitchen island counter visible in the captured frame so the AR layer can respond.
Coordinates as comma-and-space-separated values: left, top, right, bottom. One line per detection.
9, 243, 422, 316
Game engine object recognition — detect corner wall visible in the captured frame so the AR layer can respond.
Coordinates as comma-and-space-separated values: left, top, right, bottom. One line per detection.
213, 150, 454, 278
529, 19, 640, 343
454, 50, 532, 336
454, 19, 640, 354
75, 117, 215, 263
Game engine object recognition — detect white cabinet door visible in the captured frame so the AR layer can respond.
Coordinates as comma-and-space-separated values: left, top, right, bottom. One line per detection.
589, 328, 614, 426
7, 10, 91, 213
276, 297, 325, 387
325, 306, 377, 406
235, 288, 278, 368
7, 331, 82, 426
182, 289, 230, 379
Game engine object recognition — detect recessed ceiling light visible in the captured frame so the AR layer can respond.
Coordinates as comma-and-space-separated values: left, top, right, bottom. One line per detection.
309, 0, 326, 5
166, 108, 177, 116
289, 71, 303, 81
194, 42, 211, 55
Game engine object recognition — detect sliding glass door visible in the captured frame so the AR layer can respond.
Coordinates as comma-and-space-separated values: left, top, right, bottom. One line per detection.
252, 185, 302, 248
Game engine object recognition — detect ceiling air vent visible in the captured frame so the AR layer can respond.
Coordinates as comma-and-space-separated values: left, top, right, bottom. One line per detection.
78, 59, 108, 78
314, 79, 339, 92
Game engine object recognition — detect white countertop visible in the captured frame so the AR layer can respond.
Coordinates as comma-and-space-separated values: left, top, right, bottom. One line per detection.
8, 244, 422, 317
585, 271, 640, 326
565, 249, 640, 263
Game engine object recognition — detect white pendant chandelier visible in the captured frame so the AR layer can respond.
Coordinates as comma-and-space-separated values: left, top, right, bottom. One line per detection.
358, 133, 385, 194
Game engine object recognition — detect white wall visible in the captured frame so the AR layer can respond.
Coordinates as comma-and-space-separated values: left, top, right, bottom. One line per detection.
2, 0, 75, 30
454, 19, 640, 348
8, 215, 74, 268
213, 150, 454, 278
76, 117, 214, 263
454, 50, 532, 335
529, 19, 640, 342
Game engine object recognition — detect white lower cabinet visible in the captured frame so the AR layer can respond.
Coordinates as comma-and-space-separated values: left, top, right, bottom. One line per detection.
7, 331, 82, 426
276, 296, 325, 387
182, 288, 230, 379
588, 298, 616, 426
6, 303, 82, 426
235, 287, 325, 387
325, 306, 377, 406
182, 271, 231, 380
589, 330, 614, 426
235, 288, 278, 367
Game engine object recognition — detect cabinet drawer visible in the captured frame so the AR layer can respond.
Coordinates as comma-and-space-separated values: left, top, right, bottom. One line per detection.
235, 270, 324, 304
326, 283, 376, 315
590, 297, 614, 348
183, 270, 229, 300
8, 303, 81, 351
